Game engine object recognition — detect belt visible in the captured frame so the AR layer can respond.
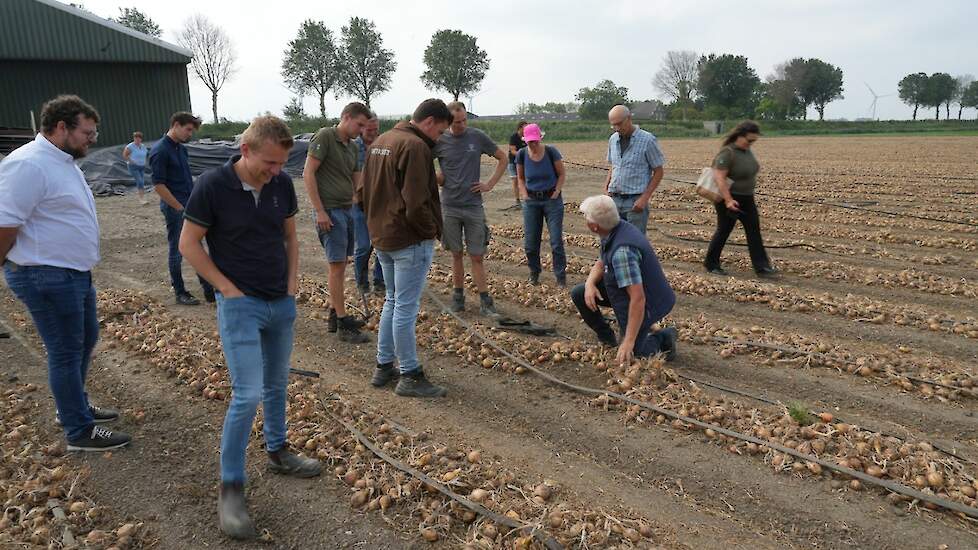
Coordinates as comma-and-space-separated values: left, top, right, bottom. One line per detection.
526, 188, 556, 199
609, 192, 641, 198
3, 260, 19, 271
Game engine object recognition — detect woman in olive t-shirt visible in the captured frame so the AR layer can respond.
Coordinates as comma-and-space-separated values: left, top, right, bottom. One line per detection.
703, 121, 777, 277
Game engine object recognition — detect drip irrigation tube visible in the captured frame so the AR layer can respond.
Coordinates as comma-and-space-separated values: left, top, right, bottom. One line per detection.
560, 159, 978, 228
321, 404, 565, 550
423, 289, 978, 520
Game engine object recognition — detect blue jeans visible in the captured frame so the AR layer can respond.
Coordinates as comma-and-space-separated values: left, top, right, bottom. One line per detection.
612, 194, 650, 234
375, 240, 434, 374
351, 204, 384, 287
161, 203, 213, 296
216, 294, 296, 483
4, 263, 97, 441
522, 196, 567, 279
128, 164, 146, 191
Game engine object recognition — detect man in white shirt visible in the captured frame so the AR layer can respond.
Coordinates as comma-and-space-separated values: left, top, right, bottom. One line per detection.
0, 95, 131, 452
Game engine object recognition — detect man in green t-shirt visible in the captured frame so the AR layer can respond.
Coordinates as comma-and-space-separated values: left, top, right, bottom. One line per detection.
303, 102, 372, 343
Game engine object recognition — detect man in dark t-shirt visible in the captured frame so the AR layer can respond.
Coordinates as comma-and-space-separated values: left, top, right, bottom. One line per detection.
505, 121, 527, 210
179, 116, 321, 540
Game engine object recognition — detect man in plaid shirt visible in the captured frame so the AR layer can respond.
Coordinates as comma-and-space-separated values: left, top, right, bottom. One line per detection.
571, 195, 677, 365
604, 105, 666, 234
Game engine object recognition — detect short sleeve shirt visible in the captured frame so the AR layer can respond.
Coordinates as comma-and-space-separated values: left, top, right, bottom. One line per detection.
125, 142, 147, 167
183, 155, 299, 300
713, 146, 759, 195
508, 132, 525, 164
433, 128, 498, 208
606, 127, 665, 195
308, 127, 358, 209
611, 245, 643, 288
516, 145, 562, 192
149, 135, 194, 205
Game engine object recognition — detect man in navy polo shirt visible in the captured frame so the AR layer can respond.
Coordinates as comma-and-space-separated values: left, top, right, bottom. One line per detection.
179, 116, 321, 539
150, 111, 215, 306
571, 195, 678, 365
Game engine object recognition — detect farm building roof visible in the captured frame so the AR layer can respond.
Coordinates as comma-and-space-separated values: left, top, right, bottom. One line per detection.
0, 0, 192, 64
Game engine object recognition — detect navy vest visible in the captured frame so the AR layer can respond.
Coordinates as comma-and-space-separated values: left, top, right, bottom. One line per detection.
600, 221, 676, 336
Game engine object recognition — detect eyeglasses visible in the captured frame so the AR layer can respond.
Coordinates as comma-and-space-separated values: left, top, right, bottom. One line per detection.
70, 127, 99, 142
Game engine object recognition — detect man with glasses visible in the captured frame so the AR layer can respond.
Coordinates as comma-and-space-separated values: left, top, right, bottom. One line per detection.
150, 112, 215, 306
0, 95, 131, 451
604, 105, 666, 234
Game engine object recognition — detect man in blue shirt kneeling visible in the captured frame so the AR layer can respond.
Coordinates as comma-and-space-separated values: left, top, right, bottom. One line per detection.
570, 195, 678, 366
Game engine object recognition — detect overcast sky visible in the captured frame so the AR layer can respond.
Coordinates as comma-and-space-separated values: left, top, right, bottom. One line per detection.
76, 0, 977, 122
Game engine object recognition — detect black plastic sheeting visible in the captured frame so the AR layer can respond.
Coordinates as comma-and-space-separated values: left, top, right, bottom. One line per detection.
77, 138, 310, 187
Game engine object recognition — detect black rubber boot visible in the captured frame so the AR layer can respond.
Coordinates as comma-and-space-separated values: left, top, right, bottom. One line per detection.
218, 482, 256, 540
371, 362, 400, 387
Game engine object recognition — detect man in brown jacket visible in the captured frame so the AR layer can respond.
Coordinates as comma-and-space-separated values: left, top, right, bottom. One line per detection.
357, 99, 452, 398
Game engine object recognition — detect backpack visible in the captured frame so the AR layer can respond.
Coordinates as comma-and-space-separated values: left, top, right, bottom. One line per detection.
518, 145, 558, 177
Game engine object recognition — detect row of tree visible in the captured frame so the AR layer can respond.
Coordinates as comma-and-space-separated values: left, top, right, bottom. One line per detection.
650, 51, 844, 121
898, 73, 977, 120
114, 8, 492, 122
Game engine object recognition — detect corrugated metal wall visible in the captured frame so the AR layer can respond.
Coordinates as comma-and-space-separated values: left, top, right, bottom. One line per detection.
0, 0, 191, 64
0, 61, 192, 146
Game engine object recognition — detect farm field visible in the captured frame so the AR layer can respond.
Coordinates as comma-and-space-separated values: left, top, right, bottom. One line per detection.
1, 134, 977, 549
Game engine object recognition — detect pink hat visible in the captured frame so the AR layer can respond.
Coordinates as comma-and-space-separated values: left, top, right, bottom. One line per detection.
522, 123, 545, 142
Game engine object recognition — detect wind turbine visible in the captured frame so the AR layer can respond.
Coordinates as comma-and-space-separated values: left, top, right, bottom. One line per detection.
865, 83, 894, 120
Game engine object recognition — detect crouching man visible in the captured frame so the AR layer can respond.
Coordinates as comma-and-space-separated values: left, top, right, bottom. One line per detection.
570, 195, 678, 365
179, 116, 321, 539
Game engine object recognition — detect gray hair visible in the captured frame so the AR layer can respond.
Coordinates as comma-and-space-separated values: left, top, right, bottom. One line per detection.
579, 195, 621, 230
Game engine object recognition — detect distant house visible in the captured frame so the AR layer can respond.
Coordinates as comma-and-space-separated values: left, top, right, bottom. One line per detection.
0, 0, 194, 146
629, 100, 667, 121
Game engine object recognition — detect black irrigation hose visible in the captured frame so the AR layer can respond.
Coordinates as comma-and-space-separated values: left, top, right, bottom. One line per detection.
560, 159, 978, 228
423, 289, 978, 520
321, 403, 565, 550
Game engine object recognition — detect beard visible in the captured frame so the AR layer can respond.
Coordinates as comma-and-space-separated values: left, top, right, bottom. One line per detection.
61, 143, 88, 159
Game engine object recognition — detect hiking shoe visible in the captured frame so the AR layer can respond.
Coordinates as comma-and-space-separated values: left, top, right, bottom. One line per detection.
451, 290, 465, 312
658, 327, 679, 362
66, 425, 131, 452
756, 266, 779, 277
705, 266, 728, 276
267, 448, 322, 478
56, 405, 119, 426
394, 369, 447, 398
203, 286, 216, 303
528, 272, 540, 285
338, 317, 370, 343
346, 316, 366, 329
327, 307, 337, 333
176, 292, 200, 306
218, 482, 256, 540
371, 362, 400, 387
479, 296, 498, 316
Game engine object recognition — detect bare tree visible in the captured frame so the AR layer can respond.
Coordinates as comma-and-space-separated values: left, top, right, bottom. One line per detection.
179, 15, 237, 123
652, 50, 698, 120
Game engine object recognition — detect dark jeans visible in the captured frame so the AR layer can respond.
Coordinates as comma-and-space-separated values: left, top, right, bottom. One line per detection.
161, 203, 213, 296
704, 193, 770, 271
522, 196, 566, 279
351, 204, 384, 287
4, 263, 97, 441
569, 282, 667, 357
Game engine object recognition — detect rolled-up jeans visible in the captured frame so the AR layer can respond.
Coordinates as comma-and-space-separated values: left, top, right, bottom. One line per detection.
351, 204, 384, 287
216, 293, 296, 483
375, 240, 434, 374
611, 193, 650, 234
522, 195, 566, 280
4, 262, 97, 442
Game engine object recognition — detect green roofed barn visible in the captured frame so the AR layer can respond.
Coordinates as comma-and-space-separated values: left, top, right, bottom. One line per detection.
0, 0, 193, 146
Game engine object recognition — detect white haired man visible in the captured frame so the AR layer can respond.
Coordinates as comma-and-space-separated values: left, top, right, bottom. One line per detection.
570, 195, 678, 365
